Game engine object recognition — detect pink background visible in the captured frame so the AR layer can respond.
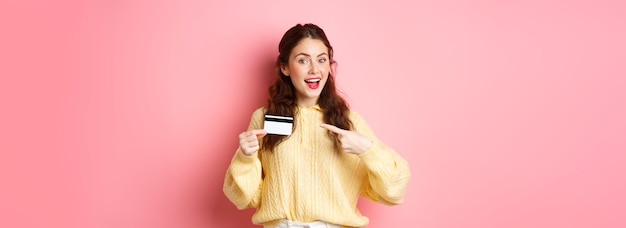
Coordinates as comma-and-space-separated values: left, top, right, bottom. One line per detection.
1, 0, 625, 227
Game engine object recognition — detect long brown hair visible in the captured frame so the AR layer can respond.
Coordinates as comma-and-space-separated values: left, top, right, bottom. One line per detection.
262, 23, 352, 152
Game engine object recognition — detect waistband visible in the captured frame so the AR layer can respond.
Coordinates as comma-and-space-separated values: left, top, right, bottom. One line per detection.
264, 219, 341, 228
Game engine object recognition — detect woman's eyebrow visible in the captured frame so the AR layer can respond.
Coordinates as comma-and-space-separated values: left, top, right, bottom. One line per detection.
294, 52, 328, 57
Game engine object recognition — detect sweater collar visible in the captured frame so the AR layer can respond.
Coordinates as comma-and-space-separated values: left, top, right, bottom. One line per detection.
298, 104, 322, 112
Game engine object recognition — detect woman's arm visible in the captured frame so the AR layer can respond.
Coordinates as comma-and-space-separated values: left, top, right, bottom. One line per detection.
351, 112, 411, 205
223, 108, 265, 209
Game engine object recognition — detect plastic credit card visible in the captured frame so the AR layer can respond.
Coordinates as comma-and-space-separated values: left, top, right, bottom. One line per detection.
263, 115, 293, 135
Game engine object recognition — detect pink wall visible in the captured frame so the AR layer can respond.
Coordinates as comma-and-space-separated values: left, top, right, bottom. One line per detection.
1, 0, 625, 227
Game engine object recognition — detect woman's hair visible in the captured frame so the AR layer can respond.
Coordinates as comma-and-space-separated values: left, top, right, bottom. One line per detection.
262, 23, 352, 152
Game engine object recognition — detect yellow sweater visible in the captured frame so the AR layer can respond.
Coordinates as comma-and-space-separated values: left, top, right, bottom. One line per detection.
223, 105, 411, 228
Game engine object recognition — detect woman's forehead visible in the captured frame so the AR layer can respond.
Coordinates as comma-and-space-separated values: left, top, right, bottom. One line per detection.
291, 38, 328, 56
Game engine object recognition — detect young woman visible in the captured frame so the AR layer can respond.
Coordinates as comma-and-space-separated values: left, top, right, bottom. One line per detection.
223, 23, 411, 228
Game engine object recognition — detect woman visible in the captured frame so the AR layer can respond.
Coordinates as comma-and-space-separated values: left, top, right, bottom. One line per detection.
223, 23, 410, 228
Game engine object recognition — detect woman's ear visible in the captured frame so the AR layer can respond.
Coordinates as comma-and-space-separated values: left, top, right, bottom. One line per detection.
280, 65, 290, 76
330, 60, 338, 76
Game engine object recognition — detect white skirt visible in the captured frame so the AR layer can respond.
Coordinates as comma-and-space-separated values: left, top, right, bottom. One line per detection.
264, 219, 341, 228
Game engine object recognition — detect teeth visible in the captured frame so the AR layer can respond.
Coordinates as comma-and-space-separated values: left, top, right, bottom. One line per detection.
305, 79, 321, 83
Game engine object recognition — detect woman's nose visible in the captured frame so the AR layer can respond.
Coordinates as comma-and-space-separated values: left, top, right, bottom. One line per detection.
309, 62, 319, 74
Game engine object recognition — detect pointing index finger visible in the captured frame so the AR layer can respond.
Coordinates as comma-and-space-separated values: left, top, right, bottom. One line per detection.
320, 123, 345, 134
250, 129, 267, 138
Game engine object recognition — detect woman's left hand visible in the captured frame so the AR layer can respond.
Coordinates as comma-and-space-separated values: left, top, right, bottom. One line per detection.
321, 124, 373, 155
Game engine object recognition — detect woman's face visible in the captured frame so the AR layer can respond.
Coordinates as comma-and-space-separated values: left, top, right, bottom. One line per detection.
281, 38, 330, 107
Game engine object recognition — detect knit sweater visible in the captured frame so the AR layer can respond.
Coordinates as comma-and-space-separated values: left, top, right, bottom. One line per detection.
223, 105, 411, 228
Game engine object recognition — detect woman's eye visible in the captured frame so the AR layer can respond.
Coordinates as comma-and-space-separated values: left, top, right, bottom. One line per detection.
319, 58, 327, 63
298, 59, 308, 64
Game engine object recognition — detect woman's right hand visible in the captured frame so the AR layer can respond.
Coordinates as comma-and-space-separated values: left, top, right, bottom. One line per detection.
238, 129, 267, 156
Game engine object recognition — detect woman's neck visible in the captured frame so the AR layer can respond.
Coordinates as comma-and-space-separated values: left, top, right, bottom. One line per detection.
296, 98, 318, 108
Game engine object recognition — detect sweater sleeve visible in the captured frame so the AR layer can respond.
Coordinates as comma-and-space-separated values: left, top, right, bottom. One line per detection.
223, 108, 265, 209
351, 112, 411, 205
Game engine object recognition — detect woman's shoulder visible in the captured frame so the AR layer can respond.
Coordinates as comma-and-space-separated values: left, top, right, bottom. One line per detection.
251, 106, 267, 119
252, 106, 267, 114
347, 108, 364, 119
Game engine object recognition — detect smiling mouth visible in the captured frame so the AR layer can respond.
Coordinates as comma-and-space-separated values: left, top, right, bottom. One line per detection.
304, 78, 321, 89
